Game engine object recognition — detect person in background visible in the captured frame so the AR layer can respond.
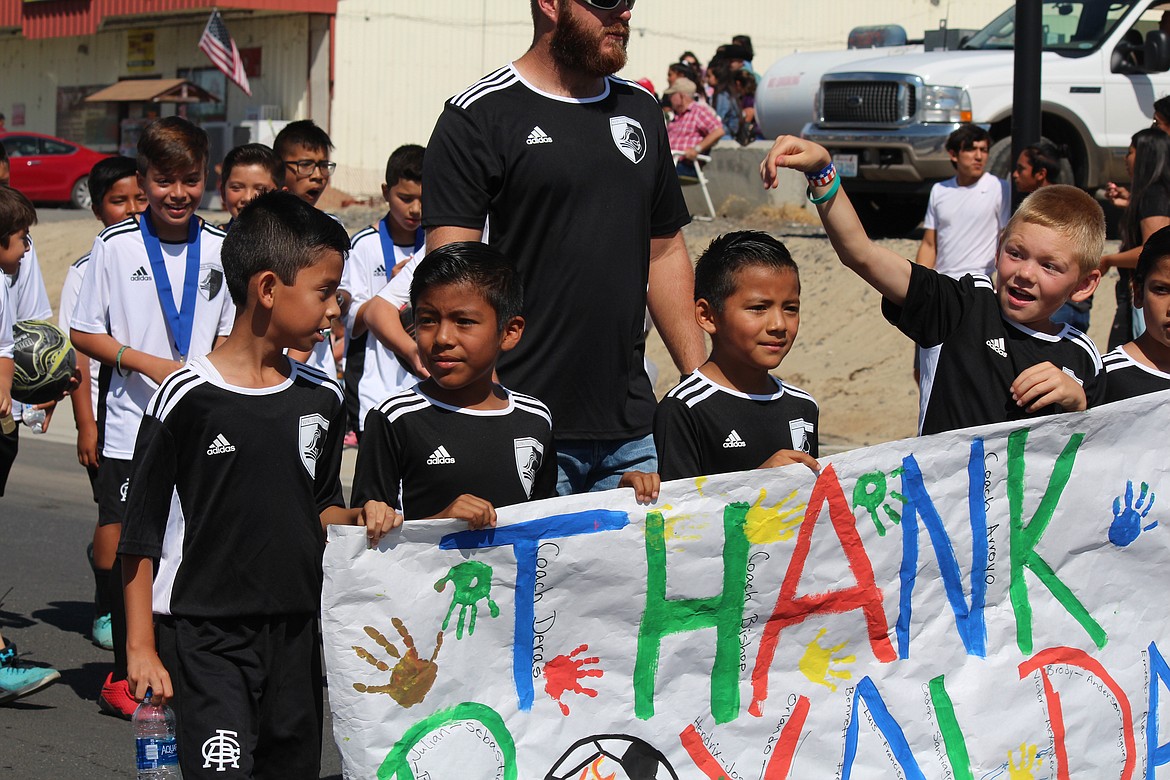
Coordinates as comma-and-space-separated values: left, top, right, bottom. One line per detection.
666, 78, 724, 178
1101, 128, 1170, 349
706, 59, 742, 141
218, 143, 282, 228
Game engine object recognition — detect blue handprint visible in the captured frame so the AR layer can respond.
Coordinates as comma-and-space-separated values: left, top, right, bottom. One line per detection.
1108, 480, 1157, 547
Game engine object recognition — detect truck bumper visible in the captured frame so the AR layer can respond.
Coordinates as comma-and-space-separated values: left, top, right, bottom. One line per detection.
802, 123, 959, 191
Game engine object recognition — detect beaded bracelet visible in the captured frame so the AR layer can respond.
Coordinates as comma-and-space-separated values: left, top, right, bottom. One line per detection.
806, 162, 836, 188
115, 345, 129, 377
806, 174, 841, 205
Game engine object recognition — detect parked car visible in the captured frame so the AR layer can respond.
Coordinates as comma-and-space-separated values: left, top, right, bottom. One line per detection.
0, 131, 110, 209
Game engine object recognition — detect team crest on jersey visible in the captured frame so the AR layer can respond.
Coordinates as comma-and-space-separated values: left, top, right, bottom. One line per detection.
513, 437, 545, 496
199, 265, 224, 300
609, 116, 646, 164
788, 418, 814, 453
299, 413, 330, 477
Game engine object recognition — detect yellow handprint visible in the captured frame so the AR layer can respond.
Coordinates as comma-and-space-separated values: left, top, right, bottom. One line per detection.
799, 628, 856, 691
745, 488, 806, 544
1008, 743, 1042, 779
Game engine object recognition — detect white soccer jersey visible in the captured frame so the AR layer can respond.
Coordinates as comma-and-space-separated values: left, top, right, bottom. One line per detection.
59, 254, 100, 416
0, 278, 13, 360
71, 217, 235, 459
346, 226, 424, 428
5, 236, 53, 421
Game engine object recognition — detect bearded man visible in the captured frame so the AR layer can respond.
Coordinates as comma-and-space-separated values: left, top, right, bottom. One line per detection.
419, 0, 705, 494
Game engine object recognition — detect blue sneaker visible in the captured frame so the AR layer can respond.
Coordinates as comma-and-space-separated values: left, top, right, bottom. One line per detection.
91, 613, 113, 651
0, 643, 61, 705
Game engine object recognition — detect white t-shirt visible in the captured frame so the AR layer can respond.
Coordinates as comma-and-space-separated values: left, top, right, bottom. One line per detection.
4, 236, 53, 421
923, 173, 1011, 278
71, 217, 235, 459
0, 276, 13, 361
348, 229, 423, 429
59, 253, 100, 417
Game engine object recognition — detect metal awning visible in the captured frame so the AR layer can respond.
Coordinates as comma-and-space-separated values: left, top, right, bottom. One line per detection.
85, 79, 219, 104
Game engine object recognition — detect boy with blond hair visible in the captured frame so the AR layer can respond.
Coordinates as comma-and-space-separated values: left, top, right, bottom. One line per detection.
762, 137, 1105, 434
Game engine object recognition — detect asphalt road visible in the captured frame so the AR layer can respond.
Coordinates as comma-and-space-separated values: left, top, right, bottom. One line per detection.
0, 434, 345, 778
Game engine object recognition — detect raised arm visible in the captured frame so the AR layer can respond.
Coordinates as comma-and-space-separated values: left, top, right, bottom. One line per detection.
761, 136, 913, 306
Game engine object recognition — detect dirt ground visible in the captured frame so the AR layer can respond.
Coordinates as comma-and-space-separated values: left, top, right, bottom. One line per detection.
29, 205, 1119, 452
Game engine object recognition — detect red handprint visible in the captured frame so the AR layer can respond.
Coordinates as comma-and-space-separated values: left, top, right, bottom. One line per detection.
543, 643, 603, 716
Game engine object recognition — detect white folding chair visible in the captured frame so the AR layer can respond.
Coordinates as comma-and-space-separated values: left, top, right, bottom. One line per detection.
671, 150, 716, 221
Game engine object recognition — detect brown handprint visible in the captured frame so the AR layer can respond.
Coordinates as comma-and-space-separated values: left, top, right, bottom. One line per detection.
543, 643, 604, 716
352, 617, 443, 708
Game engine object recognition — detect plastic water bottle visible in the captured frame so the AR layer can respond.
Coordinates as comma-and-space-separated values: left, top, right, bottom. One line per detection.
133, 687, 179, 778
21, 404, 46, 434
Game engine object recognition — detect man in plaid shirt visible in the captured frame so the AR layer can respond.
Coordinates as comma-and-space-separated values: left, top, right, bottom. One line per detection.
666, 78, 724, 177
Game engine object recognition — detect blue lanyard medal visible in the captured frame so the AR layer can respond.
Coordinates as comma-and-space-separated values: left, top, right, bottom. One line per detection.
376, 219, 424, 268
140, 212, 202, 361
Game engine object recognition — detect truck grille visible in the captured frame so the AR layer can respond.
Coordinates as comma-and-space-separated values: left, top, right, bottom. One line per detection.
821, 80, 916, 125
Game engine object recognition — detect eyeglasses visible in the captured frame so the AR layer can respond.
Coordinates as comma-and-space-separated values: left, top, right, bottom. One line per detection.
285, 159, 337, 177
580, 0, 635, 10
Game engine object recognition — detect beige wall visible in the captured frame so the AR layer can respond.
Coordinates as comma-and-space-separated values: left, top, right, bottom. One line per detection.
329, 0, 1008, 187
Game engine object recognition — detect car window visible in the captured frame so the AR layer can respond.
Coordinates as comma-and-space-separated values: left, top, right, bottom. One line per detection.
39, 138, 75, 155
2, 136, 40, 157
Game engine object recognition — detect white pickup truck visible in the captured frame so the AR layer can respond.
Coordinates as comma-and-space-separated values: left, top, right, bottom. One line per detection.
783, 0, 1170, 233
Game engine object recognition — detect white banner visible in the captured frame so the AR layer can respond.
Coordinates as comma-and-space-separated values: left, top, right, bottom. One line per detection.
323, 391, 1170, 780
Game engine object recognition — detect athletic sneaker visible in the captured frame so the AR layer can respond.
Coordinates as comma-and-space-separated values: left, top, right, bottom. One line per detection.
98, 672, 136, 719
0, 643, 61, 705
91, 613, 113, 651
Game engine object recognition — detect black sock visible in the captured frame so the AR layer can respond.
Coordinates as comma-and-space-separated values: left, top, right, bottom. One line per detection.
92, 556, 113, 617
109, 560, 128, 680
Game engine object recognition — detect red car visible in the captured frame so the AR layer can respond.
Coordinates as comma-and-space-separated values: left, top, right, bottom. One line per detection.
1, 131, 110, 209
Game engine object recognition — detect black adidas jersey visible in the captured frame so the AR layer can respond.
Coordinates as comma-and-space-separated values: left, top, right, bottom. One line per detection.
654, 371, 819, 481
1102, 346, 1170, 403
118, 355, 346, 618
883, 264, 1104, 435
423, 65, 690, 440
352, 384, 556, 520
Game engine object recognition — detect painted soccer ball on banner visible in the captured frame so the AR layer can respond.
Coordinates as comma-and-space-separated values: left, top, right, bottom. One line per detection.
544, 734, 677, 780
11, 320, 77, 405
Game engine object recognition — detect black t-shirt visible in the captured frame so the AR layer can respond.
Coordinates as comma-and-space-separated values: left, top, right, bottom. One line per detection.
654, 371, 819, 481
423, 65, 691, 440
352, 385, 557, 520
118, 356, 346, 618
1102, 346, 1170, 403
883, 264, 1104, 435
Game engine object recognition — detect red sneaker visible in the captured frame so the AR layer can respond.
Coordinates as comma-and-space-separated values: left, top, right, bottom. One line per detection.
97, 673, 136, 719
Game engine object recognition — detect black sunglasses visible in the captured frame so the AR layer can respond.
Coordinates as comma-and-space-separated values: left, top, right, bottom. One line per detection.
580, 0, 635, 10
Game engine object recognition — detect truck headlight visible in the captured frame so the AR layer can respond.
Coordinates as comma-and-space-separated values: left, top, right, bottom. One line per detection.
921, 85, 972, 123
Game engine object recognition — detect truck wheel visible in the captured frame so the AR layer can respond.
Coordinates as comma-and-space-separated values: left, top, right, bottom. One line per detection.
988, 137, 1075, 186
853, 194, 927, 238
69, 176, 91, 210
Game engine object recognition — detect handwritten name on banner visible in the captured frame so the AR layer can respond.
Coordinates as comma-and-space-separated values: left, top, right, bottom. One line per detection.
322, 391, 1170, 779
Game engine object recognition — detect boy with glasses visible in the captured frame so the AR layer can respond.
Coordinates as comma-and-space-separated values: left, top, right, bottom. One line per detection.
274, 120, 336, 209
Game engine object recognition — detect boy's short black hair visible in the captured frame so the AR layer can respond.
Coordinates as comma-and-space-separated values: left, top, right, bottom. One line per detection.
1135, 224, 1170, 290
88, 156, 139, 210
945, 124, 992, 155
694, 231, 798, 312
221, 191, 349, 307
0, 186, 36, 249
410, 242, 523, 332
1020, 140, 1064, 183
273, 119, 334, 159
137, 116, 209, 177
385, 144, 425, 187
220, 143, 283, 190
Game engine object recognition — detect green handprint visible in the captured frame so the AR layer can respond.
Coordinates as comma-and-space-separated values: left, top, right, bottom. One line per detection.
434, 561, 499, 639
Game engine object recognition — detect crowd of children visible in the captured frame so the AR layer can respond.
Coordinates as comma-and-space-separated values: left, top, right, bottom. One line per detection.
2, 110, 1170, 776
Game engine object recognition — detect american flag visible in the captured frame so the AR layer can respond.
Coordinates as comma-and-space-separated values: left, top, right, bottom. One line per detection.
198, 10, 252, 96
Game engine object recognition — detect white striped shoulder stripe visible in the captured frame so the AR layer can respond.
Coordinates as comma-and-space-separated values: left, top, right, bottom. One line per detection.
148, 368, 206, 421
350, 226, 378, 245
1102, 349, 1133, 372
1064, 329, 1103, 369
72, 253, 92, 269
783, 383, 819, 407
98, 218, 139, 242
971, 274, 995, 290
512, 393, 552, 426
451, 66, 517, 109
201, 222, 227, 238
294, 363, 343, 401
670, 375, 721, 408
378, 391, 431, 423
665, 373, 705, 400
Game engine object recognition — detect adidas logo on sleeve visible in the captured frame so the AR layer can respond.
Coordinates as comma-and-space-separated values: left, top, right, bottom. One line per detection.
526, 126, 553, 145
206, 434, 236, 455
722, 430, 747, 448
130, 266, 152, 282
426, 445, 456, 465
